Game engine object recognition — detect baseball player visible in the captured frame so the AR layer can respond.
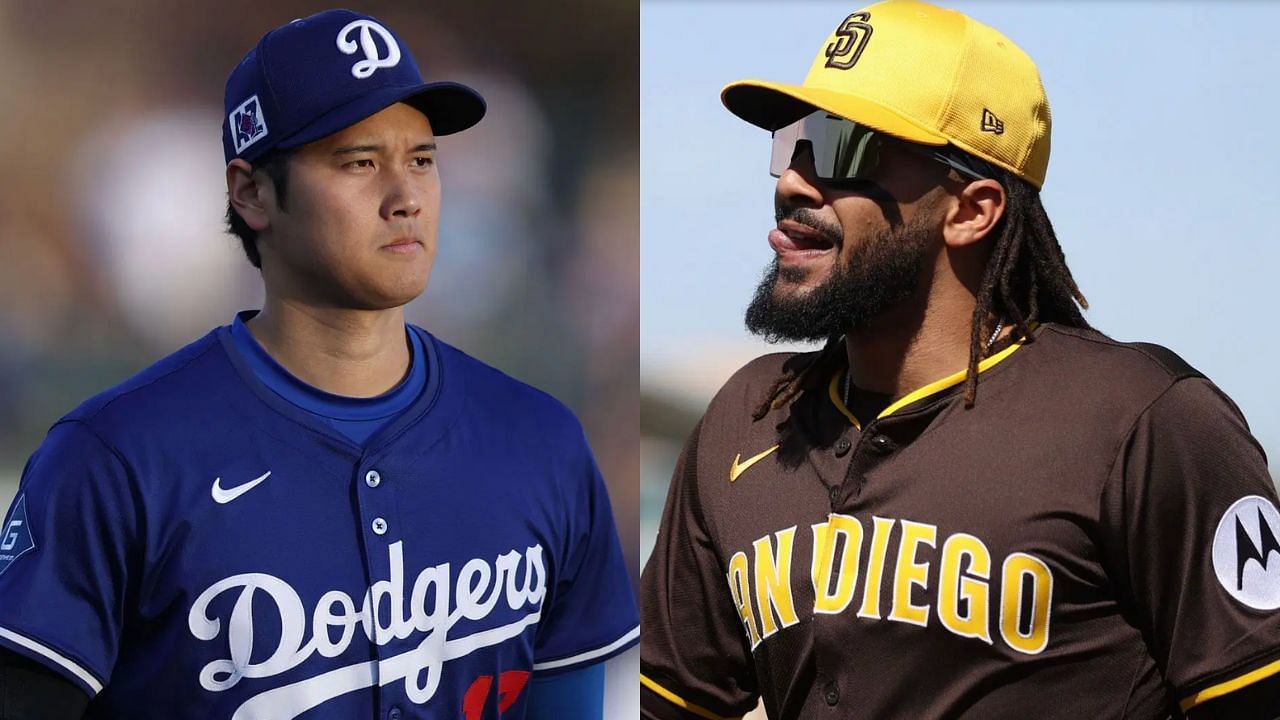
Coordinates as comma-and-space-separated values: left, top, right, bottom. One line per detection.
640, 2, 1280, 719
0, 9, 637, 719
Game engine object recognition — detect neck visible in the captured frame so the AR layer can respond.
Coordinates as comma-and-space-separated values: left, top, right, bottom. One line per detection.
245, 297, 411, 398
844, 295, 1003, 402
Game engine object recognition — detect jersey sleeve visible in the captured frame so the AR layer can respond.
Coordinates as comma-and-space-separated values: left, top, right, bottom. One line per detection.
0, 420, 139, 698
531, 430, 639, 675
525, 663, 606, 720
1100, 377, 1280, 714
640, 422, 758, 720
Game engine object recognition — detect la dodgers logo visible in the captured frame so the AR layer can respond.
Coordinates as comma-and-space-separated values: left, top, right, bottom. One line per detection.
336, 19, 401, 79
188, 540, 546, 719
229, 95, 268, 154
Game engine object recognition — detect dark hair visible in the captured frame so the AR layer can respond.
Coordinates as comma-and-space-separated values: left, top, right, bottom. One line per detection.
225, 149, 293, 269
751, 163, 1090, 421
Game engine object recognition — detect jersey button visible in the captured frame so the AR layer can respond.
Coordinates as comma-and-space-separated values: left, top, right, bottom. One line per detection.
372, 517, 388, 535
388, 707, 402, 720
824, 682, 840, 706
365, 470, 382, 488
869, 434, 894, 455
828, 486, 840, 508
833, 437, 851, 457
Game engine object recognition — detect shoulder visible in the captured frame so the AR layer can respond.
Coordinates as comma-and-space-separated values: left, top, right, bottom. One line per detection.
1034, 324, 1202, 383
1021, 323, 1253, 440
58, 329, 231, 443
703, 350, 810, 419
1025, 324, 1206, 407
683, 350, 819, 475
429, 331, 586, 445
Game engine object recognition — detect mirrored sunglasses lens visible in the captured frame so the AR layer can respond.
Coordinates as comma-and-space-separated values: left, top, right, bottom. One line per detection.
768, 112, 881, 182
819, 119, 879, 181
770, 122, 800, 177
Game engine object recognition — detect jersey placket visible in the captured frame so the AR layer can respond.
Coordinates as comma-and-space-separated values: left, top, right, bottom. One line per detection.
789, 387, 870, 716
792, 384, 862, 514
809, 399, 948, 715
353, 446, 411, 720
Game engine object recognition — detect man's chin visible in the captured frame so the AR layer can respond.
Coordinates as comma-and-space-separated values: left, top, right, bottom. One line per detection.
775, 263, 835, 293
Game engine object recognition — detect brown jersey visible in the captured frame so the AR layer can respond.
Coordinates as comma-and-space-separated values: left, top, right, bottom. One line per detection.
641, 324, 1280, 719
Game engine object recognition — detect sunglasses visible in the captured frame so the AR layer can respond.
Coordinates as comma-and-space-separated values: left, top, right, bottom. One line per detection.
770, 111, 992, 184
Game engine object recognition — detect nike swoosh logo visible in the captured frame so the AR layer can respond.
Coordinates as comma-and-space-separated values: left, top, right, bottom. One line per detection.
212, 471, 272, 504
729, 446, 779, 482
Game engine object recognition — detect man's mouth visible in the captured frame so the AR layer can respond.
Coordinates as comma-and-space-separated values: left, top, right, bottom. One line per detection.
381, 237, 423, 254
768, 219, 837, 259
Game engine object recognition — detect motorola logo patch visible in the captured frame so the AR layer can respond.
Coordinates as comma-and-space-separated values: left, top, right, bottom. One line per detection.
1212, 495, 1280, 610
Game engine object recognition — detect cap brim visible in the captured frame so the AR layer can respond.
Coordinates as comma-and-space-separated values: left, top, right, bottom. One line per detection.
721, 79, 946, 146
401, 81, 487, 136
274, 81, 486, 153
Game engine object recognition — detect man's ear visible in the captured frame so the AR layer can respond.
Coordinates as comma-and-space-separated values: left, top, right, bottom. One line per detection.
942, 178, 1005, 249
226, 159, 271, 233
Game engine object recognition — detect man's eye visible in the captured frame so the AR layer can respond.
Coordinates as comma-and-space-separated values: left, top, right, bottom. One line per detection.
412, 156, 435, 167
347, 159, 375, 169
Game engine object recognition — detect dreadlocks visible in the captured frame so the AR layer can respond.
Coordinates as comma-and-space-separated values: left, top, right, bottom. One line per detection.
962, 169, 1090, 405
751, 165, 1090, 422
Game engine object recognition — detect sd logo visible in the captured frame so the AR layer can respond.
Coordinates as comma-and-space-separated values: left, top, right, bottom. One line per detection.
825, 12, 874, 70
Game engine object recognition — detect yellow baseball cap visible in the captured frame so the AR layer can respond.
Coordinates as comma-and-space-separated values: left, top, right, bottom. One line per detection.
722, 0, 1052, 188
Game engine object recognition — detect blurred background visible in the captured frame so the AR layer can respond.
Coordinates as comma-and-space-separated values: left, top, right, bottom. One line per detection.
642, 3, 1280, 716
0, 0, 637, 714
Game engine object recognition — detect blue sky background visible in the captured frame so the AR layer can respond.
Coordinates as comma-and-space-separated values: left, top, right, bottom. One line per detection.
641, 1, 1280, 459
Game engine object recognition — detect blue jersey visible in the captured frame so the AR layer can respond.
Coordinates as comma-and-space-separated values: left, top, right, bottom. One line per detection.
0, 323, 638, 719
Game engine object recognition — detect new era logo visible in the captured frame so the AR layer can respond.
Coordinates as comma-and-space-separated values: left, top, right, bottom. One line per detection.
981, 108, 1005, 135
230, 94, 269, 154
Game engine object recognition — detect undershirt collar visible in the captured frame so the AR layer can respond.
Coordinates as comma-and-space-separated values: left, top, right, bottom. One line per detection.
228, 311, 427, 441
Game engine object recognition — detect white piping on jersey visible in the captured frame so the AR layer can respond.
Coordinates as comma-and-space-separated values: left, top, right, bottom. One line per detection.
531, 623, 640, 671
0, 625, 104, 695
187, 540, 547, 716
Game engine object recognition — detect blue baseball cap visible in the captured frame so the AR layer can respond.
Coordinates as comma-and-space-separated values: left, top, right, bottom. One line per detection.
223, 9, 486, 164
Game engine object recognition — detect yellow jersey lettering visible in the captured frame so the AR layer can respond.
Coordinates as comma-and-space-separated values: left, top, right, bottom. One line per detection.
889, 520, 936, 627
857, 516, 896, 620
735, 514, 1055, 655
811, 514, 864, 615
937, 532, 993, 644
726, 550, 760, 648
1000, 552, 1053, 654
753, 526, 800, 639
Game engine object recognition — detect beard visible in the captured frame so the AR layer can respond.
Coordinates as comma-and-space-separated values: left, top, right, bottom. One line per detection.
745, 208, 934, 343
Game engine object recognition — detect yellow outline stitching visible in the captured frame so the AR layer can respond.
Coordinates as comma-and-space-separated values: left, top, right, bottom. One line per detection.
640, 674, 741, 720
1180, 656, 1280, 711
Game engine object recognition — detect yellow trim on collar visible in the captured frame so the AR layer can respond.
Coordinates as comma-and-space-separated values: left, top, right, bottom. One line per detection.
1180, 656, 1280, 711
827, 327, 1033, 425
640, 673, 742, 720
827, 373, 862, 430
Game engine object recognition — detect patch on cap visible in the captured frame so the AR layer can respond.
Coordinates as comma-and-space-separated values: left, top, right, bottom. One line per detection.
0, 495, 36, 577
230, 94, 269, 154
1212, 495, 1280, 610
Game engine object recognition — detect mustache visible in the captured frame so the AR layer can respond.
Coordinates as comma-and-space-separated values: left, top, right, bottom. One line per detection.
774, 205, 843, 245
